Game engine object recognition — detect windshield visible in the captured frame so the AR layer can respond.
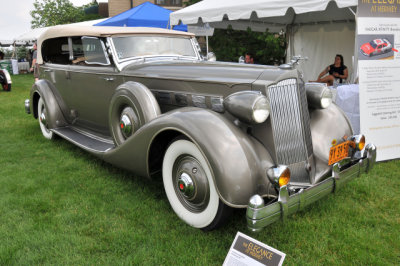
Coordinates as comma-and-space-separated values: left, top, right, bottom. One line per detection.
369, 40, 378, 48
112, 36, 197, 60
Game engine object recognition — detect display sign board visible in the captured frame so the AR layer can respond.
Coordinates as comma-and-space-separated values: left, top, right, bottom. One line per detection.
223, 232, 285, 266
358, 0, 400, 161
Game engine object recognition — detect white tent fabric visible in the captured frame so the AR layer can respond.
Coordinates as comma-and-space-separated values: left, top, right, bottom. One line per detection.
14, 18, 108, 43
14, 27, 51, 43
170, 0, 358, 81
170, 0, 357, 32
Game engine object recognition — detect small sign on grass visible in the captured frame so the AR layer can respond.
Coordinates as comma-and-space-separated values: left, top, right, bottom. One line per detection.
223, 232, 285, 266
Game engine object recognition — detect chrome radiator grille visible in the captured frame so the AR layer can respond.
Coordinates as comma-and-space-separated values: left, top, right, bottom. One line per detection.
267, 78, 313, 166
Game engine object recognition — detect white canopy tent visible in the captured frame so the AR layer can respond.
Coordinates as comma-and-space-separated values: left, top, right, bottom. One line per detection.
14, 27, 51, 44
13, 18, 108, 44
170, 0, 358, 82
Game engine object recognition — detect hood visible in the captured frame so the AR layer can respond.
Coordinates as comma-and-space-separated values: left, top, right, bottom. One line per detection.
121, 60, 276, 86
360, 43, 374, 55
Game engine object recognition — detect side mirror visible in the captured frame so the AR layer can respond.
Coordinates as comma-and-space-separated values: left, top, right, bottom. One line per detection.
207, 52, 216, 61
238, 56, 245, 64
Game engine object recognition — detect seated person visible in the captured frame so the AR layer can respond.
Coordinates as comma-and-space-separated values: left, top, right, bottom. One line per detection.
311, 54, 348, 86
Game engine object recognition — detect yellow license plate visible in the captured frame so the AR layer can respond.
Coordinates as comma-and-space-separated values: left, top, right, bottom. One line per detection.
328, 141, 350, 165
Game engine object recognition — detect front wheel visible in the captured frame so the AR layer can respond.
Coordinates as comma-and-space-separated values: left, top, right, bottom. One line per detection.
162, 139, 231, 230
38, 97, 54, 140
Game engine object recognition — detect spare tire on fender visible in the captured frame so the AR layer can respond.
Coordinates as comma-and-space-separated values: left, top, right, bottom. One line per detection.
109, 81, 161, 146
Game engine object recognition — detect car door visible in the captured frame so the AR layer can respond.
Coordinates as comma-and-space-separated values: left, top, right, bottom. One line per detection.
65, 36, 123, 136
377, 44, 383, 55
382, 43, 388, 53
40, 36, 72, 119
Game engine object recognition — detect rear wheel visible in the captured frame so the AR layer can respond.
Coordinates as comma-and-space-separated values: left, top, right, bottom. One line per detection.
38, 97, 54, 140
162, 139, 231, 230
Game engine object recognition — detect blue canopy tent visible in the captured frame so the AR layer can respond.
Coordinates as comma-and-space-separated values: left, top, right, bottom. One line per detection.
95, 2, 187, 32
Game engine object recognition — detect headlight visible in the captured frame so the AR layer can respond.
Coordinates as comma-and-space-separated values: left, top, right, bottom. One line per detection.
305, 83, 332, 109
252, 96, 270, 123
267, 165, 291, 188
223, 91, 270, 124
350, 134, 365, 151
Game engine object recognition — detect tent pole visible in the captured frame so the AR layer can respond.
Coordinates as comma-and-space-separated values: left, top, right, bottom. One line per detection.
348, 7, 356, 16
206, 35, 209, 55
286, 13, 297, 62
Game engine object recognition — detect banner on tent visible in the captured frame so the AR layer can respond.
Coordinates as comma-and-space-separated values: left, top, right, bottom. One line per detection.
358, 0, 400, 161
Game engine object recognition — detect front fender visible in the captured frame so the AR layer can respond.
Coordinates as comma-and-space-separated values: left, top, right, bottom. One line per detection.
30, 79, 68, 128
310, 103, 353, 183
102, 108, 274, 208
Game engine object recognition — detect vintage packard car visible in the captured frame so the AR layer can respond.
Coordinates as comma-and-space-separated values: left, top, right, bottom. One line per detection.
26, 25, 376, 231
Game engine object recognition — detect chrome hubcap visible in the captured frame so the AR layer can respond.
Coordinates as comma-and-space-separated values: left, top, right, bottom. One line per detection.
118, 106, 138, 141
177, 172, 195, 198
173, 155, 209, 212
119, 114, 132, 139
40, 110, 46, 126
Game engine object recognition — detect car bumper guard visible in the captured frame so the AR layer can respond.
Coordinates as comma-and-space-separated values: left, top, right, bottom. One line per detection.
246, 143, 377, 232
24, 99, 31, 114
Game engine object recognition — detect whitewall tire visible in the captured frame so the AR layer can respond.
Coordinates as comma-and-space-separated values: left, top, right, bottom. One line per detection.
162, 139, 221, 229
38, 97, 54, 140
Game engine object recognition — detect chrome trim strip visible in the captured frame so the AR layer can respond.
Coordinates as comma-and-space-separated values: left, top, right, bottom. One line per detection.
246, 143, 377, 232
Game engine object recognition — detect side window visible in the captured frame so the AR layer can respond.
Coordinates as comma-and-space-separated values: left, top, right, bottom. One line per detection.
81, 37, 110, 65
41, 37, 70, 64
71, 37, 110, 65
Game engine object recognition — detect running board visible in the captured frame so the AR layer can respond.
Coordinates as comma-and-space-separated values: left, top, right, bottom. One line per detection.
52, 127, 115, 153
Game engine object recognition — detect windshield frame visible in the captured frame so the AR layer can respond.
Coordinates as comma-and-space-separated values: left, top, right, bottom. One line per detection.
108, 34, 201, 69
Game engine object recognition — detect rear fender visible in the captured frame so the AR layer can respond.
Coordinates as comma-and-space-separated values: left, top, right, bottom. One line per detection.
30, 79, 68, 128
102, 108, 275, 208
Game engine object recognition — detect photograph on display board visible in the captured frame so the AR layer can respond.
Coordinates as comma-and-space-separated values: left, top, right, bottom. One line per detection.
358, 34, 395, 60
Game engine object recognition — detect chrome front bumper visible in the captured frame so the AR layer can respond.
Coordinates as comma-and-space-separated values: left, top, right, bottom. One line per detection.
246, 143, 377, 232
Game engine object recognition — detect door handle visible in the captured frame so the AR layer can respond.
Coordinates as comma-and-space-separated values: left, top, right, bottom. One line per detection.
103, 77, 114, 81
44, 69, 53, 72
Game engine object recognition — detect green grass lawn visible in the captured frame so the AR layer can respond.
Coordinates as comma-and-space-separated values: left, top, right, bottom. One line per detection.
0, 74, 399, 265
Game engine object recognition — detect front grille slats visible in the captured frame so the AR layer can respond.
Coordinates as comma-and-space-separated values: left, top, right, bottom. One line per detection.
267, 78, 313, 166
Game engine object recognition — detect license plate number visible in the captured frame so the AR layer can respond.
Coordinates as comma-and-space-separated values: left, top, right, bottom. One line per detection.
328, 141, 350, 165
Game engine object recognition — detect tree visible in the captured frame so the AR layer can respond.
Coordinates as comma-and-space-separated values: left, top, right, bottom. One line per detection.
184, 0, 287, 65
16, 46, 29, 60
209, 27, 286, 65
0, 48, 13, 59
30, 0, 101, 28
